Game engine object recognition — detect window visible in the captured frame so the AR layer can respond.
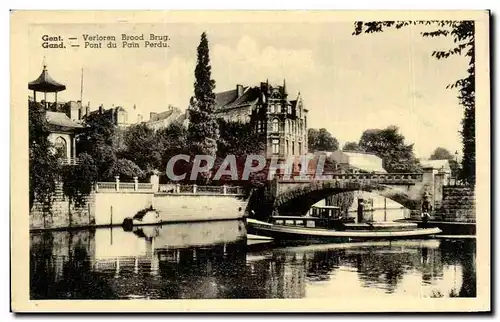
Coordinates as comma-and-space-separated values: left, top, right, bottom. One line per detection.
288, 105, 292, 114
272, 118, 279, 132
272, 139, 280, 154
55, 136, 67, 159
270, 104, 275, 113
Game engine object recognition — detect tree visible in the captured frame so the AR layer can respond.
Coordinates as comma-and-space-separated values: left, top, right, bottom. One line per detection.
188, 32, 220, 158
353, 20, 475, 185
430, 147, 454, 160
61, 153, 98, 208
215, 119, 267, 186
217, 119, 266, 157
308, 128, 339, 152
359, 126, 421, 173
342, 141, 361, 152
29, 101, 61, 211
121, 123, 162, 173
77, 112, 117, 180
157, 121, 190, 183
108, 158, 145, 181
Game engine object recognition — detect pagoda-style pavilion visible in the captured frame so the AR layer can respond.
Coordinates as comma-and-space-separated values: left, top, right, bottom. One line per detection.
29, 62, 66, 109
29, 62, 83, 164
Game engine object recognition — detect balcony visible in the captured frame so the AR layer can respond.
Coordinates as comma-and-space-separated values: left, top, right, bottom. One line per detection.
58, 157, 80, 165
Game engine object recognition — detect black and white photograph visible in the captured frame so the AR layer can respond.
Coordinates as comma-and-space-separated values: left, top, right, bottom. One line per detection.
10, 10, 490, 312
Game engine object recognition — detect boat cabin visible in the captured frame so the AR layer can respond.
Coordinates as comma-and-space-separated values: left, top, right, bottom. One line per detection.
271, 206, 354, 230
310, 205, 342, 220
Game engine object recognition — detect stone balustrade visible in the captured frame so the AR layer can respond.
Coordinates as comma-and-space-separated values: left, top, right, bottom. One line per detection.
96, 177, 152, 193
96, 178, 245, 196
157, 184, 245, 196
277, 172, 423, 184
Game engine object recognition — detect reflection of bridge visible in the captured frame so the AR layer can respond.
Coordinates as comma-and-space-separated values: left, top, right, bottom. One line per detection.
270, 167, 448, 215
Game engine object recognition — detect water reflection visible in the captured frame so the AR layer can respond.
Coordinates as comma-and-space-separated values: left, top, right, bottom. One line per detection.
30, 220, 476, 299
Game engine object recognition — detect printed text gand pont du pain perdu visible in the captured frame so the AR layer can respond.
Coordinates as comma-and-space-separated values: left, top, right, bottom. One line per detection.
41, 33, 170, 49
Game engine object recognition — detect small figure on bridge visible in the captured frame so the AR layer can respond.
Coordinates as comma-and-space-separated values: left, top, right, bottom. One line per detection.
421, 191, 431, 226
357, 198, 364, 224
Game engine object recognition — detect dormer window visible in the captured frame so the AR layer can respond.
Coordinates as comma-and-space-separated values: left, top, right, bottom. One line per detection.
287, 105, 292, 114
271, 90, 281, 99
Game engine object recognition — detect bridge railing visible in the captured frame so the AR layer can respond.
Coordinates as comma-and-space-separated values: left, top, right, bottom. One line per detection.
157, 184, 245, 196
276, 172, 423, 183
445, 177, 467, 186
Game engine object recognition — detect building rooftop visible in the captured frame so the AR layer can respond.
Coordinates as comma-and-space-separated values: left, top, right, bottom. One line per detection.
420, 159, 451, 171
328, 150, 387, 173
148, 106, 181, 122
215, 89, 240, 108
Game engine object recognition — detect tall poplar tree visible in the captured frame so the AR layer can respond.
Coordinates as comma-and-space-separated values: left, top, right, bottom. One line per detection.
188, 32, 220, 158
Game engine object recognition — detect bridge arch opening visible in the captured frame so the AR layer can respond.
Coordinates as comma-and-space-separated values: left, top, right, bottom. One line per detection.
305, 191, 410, 222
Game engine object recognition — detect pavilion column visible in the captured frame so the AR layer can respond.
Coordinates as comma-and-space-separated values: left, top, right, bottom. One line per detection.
44, 92, 47, 109
33, 91, 36, 103
55, 92, 58, 104
72, 136, 77, 163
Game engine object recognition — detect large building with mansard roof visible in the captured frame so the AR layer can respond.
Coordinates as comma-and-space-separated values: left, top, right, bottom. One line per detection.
213, 80, 308, 159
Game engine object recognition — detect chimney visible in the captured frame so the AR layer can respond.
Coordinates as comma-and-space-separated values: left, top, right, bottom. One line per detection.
236, 84, 244, 97
86, 102, 90, 117
150, 112, 157, 121
99, 104, 103, 114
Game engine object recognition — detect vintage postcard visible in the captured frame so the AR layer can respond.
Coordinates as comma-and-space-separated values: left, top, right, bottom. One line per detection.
11, 10, 490, 312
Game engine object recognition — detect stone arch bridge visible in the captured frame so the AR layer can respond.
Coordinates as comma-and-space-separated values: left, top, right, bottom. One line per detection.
270, 168, 446, 216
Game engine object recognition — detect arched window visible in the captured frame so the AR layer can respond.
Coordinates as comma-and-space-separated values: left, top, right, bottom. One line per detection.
272, 119, 279, 132
55, 136, 67, 159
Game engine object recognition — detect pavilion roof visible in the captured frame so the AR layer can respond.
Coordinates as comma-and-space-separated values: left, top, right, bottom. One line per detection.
28, 66, 66, 93
46, 111, 84, 132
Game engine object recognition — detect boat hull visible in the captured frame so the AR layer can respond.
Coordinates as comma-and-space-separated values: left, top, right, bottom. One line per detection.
247, 219, 442, 244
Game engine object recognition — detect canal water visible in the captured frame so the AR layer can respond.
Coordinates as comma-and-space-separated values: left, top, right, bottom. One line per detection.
30, 217, 476, 300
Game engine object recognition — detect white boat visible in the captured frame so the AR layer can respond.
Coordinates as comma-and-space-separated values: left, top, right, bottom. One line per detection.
247, 205, 441, 243
247, 217, 441, 243
123, 209, 161, 229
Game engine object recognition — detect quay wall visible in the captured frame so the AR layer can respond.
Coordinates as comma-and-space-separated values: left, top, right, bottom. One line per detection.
434, 186, 475, 223
94, 192, 154, 226
30, 188, 96, 230
153, 193, 248, 222
30, 190, 248, 230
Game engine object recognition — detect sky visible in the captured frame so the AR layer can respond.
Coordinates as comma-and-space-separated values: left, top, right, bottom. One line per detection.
28, 22, 468, 158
